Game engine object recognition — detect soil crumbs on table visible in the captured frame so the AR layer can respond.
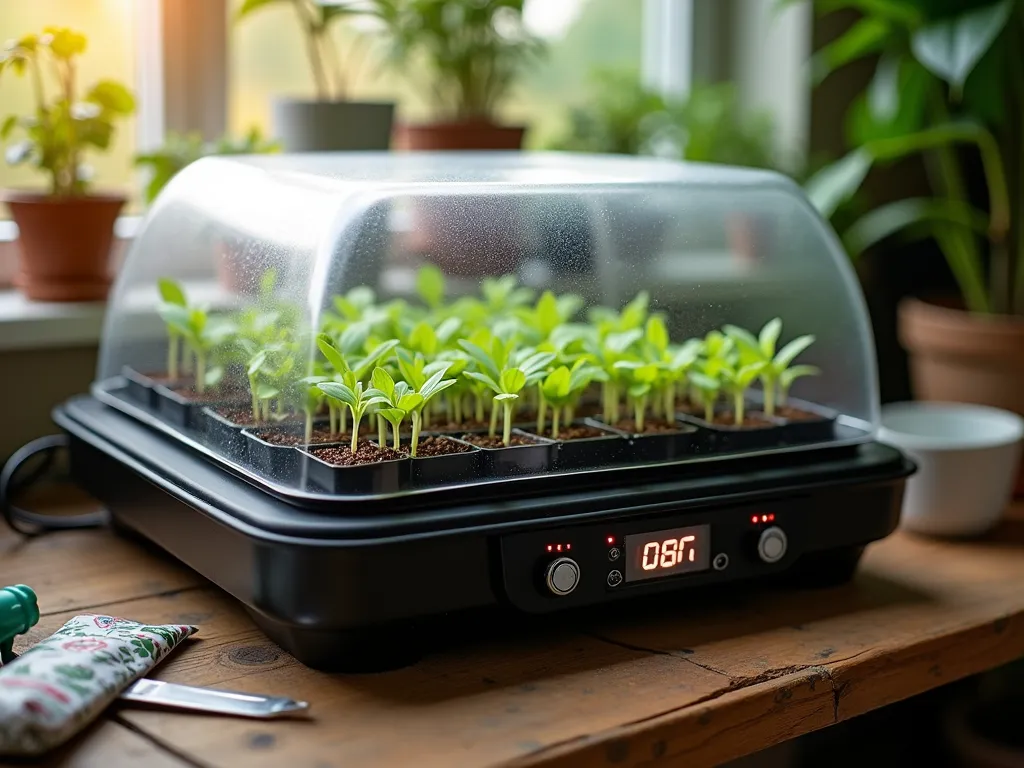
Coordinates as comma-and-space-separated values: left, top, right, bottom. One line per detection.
554, 425, 610, 441
710, 412, 775, 428
612, 419, 684, 435
415, 437, 473, 457
460, 434, 542, 449
312, 442, 407, 466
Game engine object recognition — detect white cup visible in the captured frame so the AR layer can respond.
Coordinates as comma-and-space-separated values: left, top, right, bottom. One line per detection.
878, 402, 1024, 537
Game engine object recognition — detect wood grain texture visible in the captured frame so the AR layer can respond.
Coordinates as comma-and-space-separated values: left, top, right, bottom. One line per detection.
2, 490, 1023, 768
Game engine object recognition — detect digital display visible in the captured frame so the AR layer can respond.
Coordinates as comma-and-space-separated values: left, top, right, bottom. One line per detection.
623, 524, 711, 582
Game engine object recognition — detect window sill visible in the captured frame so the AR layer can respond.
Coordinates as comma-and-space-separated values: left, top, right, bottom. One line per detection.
0, 290, 107, 352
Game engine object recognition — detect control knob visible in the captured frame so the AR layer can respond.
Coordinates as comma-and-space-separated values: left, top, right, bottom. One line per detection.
757, 526, 788, 564
545, 557, 580, 596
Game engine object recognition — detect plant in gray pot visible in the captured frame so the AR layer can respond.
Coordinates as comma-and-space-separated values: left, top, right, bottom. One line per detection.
235, 0, 394, 152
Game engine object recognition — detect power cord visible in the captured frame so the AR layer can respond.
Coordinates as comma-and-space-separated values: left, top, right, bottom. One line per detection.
0, 435, 106, 536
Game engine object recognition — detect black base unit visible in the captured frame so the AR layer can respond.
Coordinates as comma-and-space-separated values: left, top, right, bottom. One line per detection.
55, 395, 914, 672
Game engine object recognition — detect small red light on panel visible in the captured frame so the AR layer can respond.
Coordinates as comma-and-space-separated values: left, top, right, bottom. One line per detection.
606, 536, 615, 545
566, 544, 571, 550
751, 515, 758, 524
761, 515, 768, 522
768, 514, 775, 522
547, 545, 552, 552
556, 544, 563, 552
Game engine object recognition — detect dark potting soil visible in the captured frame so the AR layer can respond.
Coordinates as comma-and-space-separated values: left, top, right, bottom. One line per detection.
253, 426, 347, 446
552, 425, 608, 441
460, 433, 543, 450
612, 419, 684, 435
137, 371, 180, 386
709, 412, 775, 428
211, 406, 260, 426
428, 420, 491, 433
414, 436, 473, 457
775, 406, 825, 422
170, 386, 240, 403
311, 442, 407, 467
572, 402, 603, 417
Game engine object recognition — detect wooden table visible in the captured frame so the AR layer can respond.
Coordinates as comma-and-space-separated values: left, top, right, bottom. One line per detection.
2, 486, 1023, 768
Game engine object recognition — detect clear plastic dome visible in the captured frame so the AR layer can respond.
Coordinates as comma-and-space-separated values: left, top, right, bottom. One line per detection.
95, 151, 879, 497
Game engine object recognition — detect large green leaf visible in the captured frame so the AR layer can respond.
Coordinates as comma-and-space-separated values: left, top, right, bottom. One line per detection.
911, 0, 1013, 96
805, 149, 872, 219
848, 56, 930, 144
235, 0, 285, 21
811, 17, 891, 84
157, 277, 186, 306
842, 197, 989, 255
317, 381, 357, 408
86, 80, 136, 114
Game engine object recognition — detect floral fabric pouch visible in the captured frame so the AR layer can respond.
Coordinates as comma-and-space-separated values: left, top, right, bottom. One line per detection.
0, 613, 196, 757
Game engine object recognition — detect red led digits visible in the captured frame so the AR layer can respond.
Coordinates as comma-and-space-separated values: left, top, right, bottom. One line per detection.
545, 543, 573, 553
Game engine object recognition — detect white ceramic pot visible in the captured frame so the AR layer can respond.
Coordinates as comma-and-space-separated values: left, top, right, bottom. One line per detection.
878, 402, 1024, 537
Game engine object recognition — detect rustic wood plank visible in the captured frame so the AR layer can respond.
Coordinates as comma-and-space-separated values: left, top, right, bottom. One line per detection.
0, 485, 203, 615
0, 719, 191, 768
4, 491, 1024, 768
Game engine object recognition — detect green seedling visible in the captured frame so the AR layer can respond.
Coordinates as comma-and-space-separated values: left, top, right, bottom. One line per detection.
465, 367, 528, 447
395, 347, 453, 429
317, 334, 399, 435
719, 359, 766, 425
723, 318, 817, 416
481, 274, 535, 313
416, 264, 445, 311
158, 301, 235, 395
540, 359, 606, 439
779, 365, 821, 408
405, 367, 456, 457
584, 328, 642, 425
316, 380, 384, 455
367, 366, 423, 451
298, 374, 328, 441
688, 367, 723, 423
613, 360, 661, 432
157, 278, 187, 380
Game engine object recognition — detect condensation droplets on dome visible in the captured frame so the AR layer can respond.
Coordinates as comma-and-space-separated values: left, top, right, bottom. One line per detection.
96, 151, 879, 495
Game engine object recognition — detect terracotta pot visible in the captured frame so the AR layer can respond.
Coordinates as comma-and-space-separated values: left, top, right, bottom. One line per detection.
3, 191, 124, 301
393, 119, 526, 151
898, 297, 1024, 495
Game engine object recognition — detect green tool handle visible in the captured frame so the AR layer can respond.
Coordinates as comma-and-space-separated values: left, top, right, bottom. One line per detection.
0, 585, 39, 664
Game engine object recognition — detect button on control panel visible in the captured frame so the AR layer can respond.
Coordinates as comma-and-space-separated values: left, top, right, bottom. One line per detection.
545, 557, 581, 596
757, 526, 788, 563
607, 547, 621, 562
607, 570, 623, 587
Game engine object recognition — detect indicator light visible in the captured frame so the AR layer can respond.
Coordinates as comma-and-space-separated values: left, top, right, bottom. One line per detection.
751, 515, 758, 524
768, 514, 776, 522
556, 544, 563, 552
761, 515, 768, 522
547, 545, 553, 552
606, 536, 615, 545
566, 544, 571, 550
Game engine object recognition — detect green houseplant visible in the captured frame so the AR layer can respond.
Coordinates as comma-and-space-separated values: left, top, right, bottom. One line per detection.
0, 27, 135, 302
375, 0, 545, 150
235, 0, 395, 151
134, 127, 280, 205
800, 0, 1024, 489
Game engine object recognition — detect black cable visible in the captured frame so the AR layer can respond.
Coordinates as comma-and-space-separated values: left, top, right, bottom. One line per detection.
0, 435, 106, 536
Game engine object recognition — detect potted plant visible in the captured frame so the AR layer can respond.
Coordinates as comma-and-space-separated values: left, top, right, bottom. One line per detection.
375, 0, 544, 150
801, 0, 1024, 489
235, 0, 395, 151
0, 27, 135, 302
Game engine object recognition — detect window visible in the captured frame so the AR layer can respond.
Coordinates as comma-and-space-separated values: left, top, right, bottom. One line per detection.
227, 0, 643, 150
0, 0, 140, 218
